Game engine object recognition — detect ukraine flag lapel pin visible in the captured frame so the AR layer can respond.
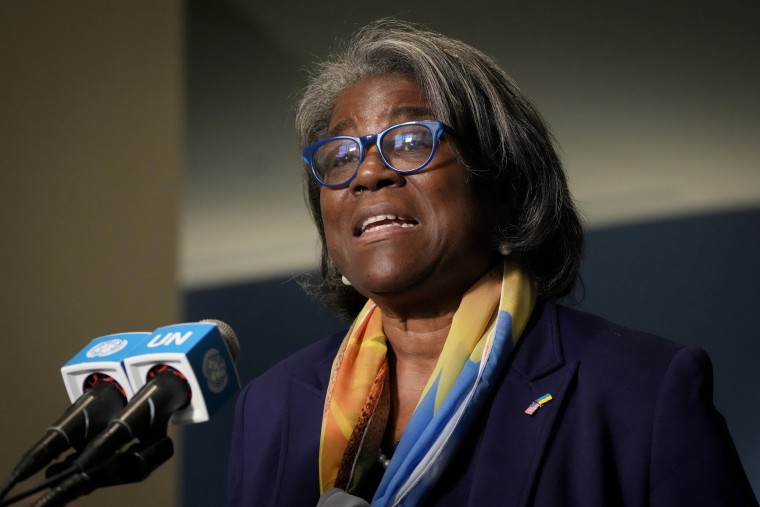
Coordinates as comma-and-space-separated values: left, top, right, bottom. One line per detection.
524, 393, 553, 415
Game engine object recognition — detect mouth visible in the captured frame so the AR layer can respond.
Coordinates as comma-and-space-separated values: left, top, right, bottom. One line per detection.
354, 213, 419, 237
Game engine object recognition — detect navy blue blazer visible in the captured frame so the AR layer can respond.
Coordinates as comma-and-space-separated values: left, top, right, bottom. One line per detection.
228, 302, 758, 506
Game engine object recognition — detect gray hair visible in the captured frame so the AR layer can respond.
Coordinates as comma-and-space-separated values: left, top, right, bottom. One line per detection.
296, 19, 584, 318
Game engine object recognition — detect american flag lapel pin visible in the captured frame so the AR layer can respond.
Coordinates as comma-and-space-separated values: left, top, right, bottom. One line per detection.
524, 393, 553, 415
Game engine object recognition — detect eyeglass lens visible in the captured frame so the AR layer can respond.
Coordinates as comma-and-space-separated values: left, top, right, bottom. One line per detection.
313, 123, 436, 186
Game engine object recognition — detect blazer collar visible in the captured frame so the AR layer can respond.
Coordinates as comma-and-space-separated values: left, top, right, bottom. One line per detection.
460, 300, 578, 507
511, 300, 566, 380
292, 331, 344, 394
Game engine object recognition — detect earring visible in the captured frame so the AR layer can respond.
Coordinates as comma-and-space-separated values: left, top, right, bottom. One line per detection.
498, 243, 512, 256
341, 275, 352, 286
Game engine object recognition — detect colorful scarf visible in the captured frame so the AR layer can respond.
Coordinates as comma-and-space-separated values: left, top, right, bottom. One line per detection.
319, 260, 535, 505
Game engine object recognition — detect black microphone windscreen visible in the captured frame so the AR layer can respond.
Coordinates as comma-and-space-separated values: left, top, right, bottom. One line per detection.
200, 319, 241, 363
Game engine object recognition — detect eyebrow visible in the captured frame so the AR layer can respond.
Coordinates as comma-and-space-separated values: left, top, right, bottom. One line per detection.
391, 106, 435, 121
328, 119, 354, 136
328, 106, 435, 136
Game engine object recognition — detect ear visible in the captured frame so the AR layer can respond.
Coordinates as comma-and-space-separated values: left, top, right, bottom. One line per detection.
480, 177, 516, 255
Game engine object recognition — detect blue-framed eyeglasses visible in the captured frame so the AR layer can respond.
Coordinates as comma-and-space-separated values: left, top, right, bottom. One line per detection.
303, 120, 455, 189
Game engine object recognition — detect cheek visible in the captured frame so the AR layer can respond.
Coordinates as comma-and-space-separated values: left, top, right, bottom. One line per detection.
425, 174, 478, 219
437, 184, 494, 245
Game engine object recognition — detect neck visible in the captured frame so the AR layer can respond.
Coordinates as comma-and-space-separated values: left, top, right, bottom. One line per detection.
375, 260, 503, 386
376, 259, 502, 364
376, 303, 458, 446
383, 311, 452, 361
371, 261, 504, 443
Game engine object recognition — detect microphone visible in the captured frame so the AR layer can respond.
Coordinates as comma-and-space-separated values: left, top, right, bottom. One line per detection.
0, 332, 151, 500
60, 331, 153, 402
70, 320, 240, 472
31, 437, 175, 507
317, 488, 371, 506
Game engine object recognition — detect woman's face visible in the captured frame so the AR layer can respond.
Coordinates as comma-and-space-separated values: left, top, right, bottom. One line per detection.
320, 73, 497, 308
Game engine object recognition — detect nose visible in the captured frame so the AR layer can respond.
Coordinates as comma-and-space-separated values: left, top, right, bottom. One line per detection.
348, 144, 404, 193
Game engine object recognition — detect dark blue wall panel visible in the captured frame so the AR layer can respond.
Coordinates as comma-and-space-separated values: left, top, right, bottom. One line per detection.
576, 207, 760, 494
182, 207, 759, 505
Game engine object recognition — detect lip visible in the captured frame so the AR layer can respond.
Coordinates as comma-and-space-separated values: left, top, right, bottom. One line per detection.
352, 206, 419, 238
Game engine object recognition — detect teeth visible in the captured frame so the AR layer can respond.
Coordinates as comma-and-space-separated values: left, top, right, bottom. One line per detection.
360, 214, 416, 234
362, 214, 396, 229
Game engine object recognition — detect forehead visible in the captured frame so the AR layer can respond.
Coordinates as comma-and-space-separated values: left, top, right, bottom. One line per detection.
328, 74, 432, 135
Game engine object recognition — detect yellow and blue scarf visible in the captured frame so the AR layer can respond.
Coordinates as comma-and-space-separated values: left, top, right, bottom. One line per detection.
319, 260, 535, 505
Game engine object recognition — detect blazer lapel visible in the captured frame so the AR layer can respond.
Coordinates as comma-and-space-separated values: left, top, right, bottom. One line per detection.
276, 343, 336, 505
464, 302, 579, 507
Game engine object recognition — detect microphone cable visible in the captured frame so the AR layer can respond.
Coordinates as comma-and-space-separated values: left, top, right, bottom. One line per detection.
0, 468, 76, 507
0, 436, 173, 507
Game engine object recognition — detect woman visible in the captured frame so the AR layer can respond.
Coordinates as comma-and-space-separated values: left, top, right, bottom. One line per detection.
228, 20, 757, 506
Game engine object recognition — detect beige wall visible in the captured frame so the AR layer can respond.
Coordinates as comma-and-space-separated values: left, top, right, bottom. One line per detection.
0, 2, 182, 505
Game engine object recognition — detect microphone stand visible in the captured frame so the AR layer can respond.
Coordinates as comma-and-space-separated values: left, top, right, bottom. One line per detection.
29, 435, 174, 507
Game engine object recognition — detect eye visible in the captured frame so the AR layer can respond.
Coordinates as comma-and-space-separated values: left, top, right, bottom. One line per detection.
331, 143, 360, 167
314, 139, 361, 183
395, 131, 432, 152
383, 126, 433, 156
316, 141, 359, 169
